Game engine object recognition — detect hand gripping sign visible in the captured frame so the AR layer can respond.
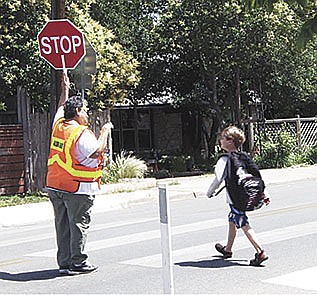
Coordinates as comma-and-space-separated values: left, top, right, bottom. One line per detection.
37, 19, 86, 72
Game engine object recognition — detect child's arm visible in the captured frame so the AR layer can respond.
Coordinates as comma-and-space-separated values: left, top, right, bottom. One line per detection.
206, 156, 228, 198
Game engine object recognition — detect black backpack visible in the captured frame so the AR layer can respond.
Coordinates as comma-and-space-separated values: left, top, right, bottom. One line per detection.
225, 152, 266, 211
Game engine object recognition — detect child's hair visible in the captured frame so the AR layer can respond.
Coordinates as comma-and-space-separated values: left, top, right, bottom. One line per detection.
221, 126, 246, 148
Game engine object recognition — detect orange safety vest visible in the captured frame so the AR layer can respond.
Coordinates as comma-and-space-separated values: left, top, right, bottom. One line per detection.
46, 119, 103, 193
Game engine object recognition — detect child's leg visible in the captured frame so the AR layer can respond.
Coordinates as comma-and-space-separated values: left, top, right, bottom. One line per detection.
243, 223, 269, 266
241, 223, 263, 253
225, 221, 236, 252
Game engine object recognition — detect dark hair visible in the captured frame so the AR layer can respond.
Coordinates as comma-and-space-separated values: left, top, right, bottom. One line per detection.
64, 95, 84, 119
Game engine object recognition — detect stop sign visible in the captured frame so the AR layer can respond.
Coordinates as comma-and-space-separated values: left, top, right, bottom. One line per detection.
37, 19, 86, 70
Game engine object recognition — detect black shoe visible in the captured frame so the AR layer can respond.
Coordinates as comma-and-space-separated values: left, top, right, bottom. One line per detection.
215, 243, 232, 258
69, 261, 98, 274
250, 250, 268, 266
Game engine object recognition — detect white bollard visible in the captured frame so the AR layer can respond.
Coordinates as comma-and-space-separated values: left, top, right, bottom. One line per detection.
158, 183, 174, 294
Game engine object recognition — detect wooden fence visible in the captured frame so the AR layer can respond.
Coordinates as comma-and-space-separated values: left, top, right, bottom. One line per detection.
0, 124, 25, 195
18, 87, 51, 193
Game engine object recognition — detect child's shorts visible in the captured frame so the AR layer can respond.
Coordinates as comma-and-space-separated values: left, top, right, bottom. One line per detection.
228, 204, 249, 229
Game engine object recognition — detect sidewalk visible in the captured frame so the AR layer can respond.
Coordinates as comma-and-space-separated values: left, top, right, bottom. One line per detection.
0, 165, 316, 227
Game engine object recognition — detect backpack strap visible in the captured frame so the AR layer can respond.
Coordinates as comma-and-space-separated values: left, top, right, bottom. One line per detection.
214, 184, 226, 196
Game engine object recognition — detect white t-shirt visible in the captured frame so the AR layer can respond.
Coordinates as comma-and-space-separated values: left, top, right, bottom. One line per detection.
73, 129, 101, 195
206, 156, 233, 204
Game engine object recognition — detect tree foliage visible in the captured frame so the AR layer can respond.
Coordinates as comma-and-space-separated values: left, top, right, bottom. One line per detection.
0, 0, 50, 109
148, 0, 317, 118
90, 0, 167, 103
67, 2, 140, 109
0, 0, 140, 110
241, 0, 317, 48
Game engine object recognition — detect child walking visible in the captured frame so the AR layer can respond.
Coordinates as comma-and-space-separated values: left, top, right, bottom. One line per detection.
206, 126, 270, 266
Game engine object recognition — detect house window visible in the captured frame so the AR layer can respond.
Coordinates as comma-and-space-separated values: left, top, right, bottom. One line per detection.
137, 109, 151, 149
123, 130, 135, 150
112, 108, 152, 152
138, 129, 151, 149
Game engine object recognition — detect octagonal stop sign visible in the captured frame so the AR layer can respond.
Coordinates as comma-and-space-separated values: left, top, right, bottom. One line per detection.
38, 19, 86, 70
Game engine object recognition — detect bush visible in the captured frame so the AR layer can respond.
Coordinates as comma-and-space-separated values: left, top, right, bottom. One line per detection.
254, 130, 298, 168
305, 144, 317, 164
102, 152, 147, 184
158, 154, 192, 172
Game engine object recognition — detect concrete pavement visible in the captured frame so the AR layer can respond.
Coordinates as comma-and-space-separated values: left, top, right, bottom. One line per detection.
0, 165, 316, 227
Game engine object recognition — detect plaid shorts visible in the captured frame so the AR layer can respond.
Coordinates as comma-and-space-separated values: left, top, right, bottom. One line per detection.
228, 204, 249, 229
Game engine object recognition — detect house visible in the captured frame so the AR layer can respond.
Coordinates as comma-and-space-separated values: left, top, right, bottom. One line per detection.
110, 102, 202, 173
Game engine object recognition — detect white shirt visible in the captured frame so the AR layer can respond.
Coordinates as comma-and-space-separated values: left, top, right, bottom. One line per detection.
74, 129, 101, 195
206, 156, 233, 204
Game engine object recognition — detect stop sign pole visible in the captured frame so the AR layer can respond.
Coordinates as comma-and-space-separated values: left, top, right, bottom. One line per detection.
37, 19, 86, 73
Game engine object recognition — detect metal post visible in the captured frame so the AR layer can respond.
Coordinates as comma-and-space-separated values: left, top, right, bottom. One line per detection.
158, 183, 174, 294
248, 117, 254, 155
80, 59, 85, 100
296, 114, 301, 150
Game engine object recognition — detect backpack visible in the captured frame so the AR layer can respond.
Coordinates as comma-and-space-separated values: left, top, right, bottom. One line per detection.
225, 152, 266, 211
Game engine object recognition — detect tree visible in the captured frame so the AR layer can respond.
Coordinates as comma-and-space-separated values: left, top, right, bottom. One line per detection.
241, 0, 317, 48
90, 0, 167, 103
148, 0, 317, 158
146, 0, 265, 157
67, 2, 140, 109
258, 3, 317, 117
0, 0, 51, 110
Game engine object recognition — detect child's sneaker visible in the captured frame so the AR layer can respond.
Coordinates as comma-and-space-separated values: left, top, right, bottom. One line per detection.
215, 243, 232, 258
249, 250, 268, 266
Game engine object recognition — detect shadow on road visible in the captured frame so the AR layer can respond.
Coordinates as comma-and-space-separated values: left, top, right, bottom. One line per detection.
175, 256, 249, 268
0, 269, 60, 281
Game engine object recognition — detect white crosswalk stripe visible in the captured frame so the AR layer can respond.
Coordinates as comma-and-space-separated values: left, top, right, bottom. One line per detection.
121, 221, 317, 268
25, 218, 225, 258
0, 217, 157, 249
263, 266, 317, 292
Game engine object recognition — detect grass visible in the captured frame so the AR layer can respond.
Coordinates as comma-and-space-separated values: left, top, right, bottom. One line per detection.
0, 192, 49, 208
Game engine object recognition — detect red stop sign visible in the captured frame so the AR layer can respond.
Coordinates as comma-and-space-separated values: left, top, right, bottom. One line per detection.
37, 19, 86, 70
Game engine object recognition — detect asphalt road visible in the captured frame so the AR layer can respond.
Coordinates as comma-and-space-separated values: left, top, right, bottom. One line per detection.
0, 178, 316, 294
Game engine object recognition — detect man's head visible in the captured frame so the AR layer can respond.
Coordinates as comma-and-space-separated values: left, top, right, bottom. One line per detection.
64, 95, 89, 125
220, 126, 246, 150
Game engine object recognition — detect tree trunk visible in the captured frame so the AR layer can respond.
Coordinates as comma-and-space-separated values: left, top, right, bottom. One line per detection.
235, 68, 242, 127
209, 68, 221, 158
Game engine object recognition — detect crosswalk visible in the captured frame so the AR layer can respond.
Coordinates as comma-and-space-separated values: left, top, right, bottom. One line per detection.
27, 218, 226, 258
122, 221, 317, 268
1, 203, 317, 293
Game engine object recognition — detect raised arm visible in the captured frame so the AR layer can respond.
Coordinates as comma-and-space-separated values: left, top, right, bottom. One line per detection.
53, 73, 70, 124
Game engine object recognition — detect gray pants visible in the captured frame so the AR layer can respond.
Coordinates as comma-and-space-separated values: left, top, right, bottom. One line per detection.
48, 190, 95, 268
